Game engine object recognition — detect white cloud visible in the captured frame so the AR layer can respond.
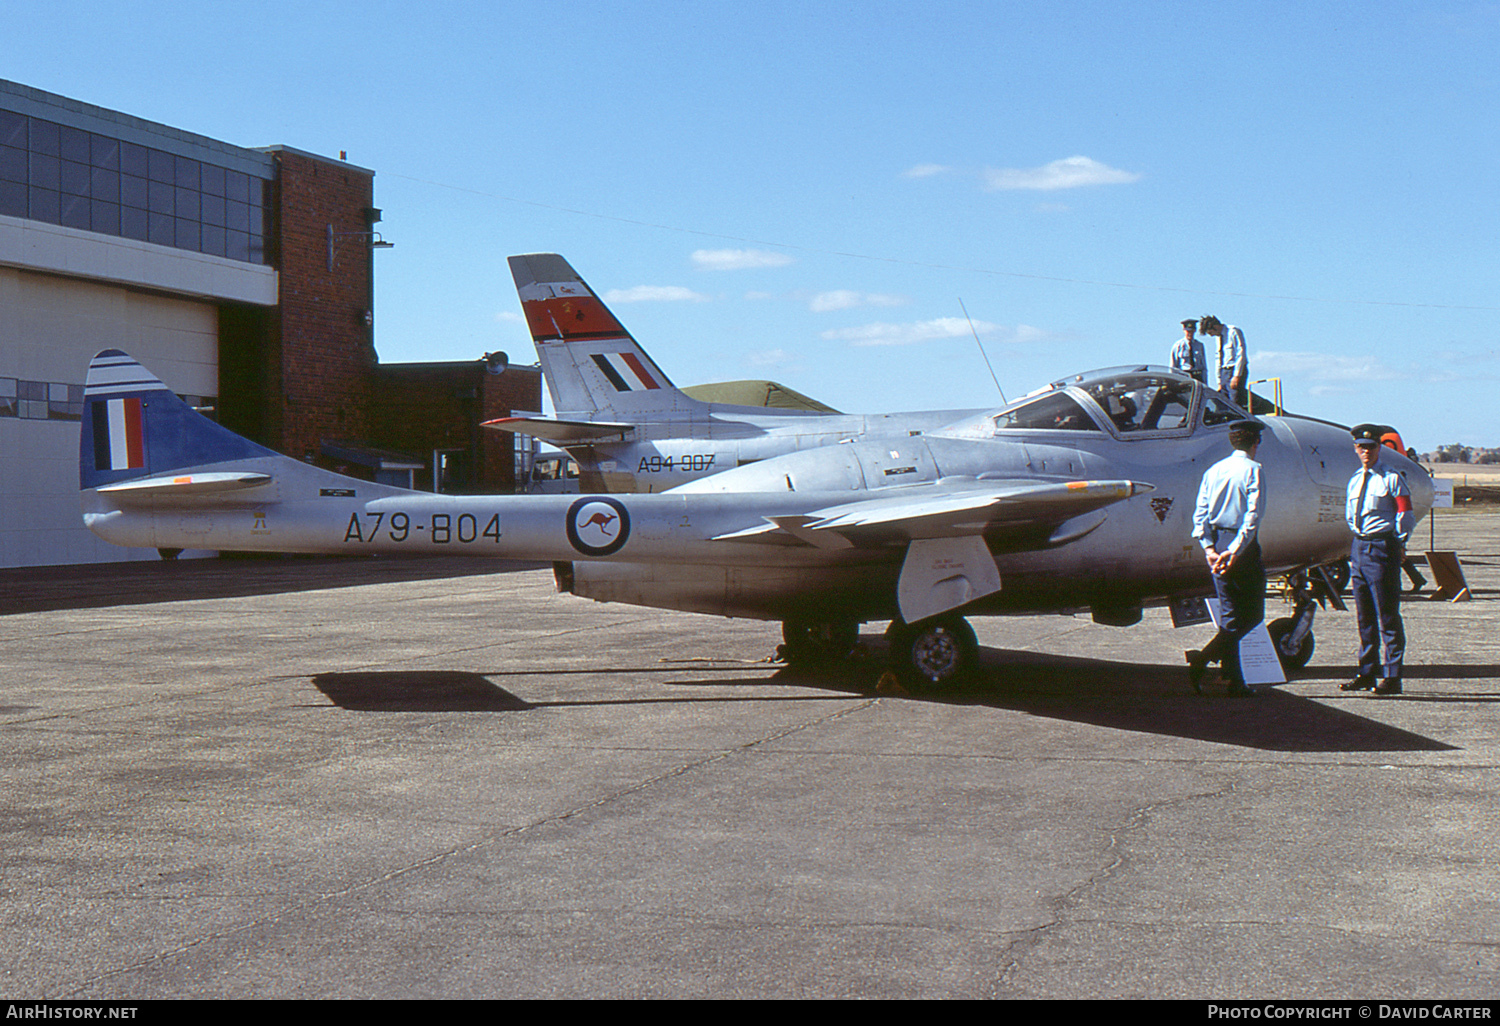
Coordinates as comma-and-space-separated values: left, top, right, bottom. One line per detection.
821, 319, 1055, 348
602, 285, 709, 303
747, 348, 794, 367
901, 163, 951, 179
494, 310, 524, 324
1256, 350, 1403, 382
808, 290, 908, 313
983, 156, 1142, 191
691, 248, 796, 271
821, 317, 999, 348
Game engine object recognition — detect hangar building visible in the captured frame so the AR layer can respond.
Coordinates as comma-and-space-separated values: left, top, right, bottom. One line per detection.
1, 79, 539, 568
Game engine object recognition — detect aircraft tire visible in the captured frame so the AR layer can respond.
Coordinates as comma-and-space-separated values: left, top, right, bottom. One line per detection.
780, 619, 859, 666
1267, 617, 1315, 671
887, 615, 979, 690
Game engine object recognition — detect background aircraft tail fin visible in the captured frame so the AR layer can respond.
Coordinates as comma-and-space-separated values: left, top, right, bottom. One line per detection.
508, 253, 687, 416
80, 349, 275, 491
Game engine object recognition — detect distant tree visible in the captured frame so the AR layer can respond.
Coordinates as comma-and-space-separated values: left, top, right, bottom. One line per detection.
1478, 450, 1500, 465
1437, 443, 1474, 464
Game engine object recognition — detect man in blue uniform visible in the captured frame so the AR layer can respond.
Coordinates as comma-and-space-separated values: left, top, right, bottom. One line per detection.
1187, 418, 1265, 697
1342, 423, 1414, 696
1170, 319, 1207, 383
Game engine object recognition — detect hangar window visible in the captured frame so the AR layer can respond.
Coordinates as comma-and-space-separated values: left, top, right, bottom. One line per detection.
0, 110, 270, 266
0, 379, 210, 423
0, 379, 84, 421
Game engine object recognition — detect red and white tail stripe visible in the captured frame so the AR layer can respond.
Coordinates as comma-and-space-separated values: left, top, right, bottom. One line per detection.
516, 278, 630, 344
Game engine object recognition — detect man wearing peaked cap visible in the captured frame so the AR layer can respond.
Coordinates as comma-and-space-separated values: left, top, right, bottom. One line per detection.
1170, 319, 1207, 383
1342, 423, 1414, 696
1187, 418, 1267, 697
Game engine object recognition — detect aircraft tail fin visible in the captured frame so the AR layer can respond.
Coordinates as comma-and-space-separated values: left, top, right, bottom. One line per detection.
80, 349, 277, 492
508, 253, 687, 416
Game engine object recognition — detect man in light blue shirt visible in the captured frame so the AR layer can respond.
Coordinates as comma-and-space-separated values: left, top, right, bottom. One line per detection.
1170, 319, 1207, 383
1188, 419, 1265, 696
1200, 315, 1248, 407
1341, 423, 1415, 696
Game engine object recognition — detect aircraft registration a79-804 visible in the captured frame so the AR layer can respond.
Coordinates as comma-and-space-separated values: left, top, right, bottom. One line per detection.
79, 349, 1433, 686
484, 253, 988, 493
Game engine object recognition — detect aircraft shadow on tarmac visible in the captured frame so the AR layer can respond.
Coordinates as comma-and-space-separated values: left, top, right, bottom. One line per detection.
311, 640, 1470, 753
312, 669, 843, 714
754, 645, 1462, 755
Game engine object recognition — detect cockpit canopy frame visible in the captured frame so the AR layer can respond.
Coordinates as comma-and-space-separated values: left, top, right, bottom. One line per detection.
986, 365, 1247, 440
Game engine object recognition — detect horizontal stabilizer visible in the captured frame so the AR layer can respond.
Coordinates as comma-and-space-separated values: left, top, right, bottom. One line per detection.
99, 471, 273, 498
481, 416, 633, 445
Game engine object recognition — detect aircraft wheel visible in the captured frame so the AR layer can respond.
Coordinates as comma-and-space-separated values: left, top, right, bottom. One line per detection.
1267, 617, 1315, 671
779, 619, 859, 666
887, 615, 979, 690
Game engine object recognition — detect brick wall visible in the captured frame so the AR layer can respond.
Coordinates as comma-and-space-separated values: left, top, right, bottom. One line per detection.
371, 362, 541, 492
271, 149, 377, 461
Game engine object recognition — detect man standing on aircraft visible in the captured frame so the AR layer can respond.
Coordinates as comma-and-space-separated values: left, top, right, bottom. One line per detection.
1341, 423, 1415, 696
1188, 419, 1266, 697
1200, 315, 1248, 407
1170, 319, 1207, 383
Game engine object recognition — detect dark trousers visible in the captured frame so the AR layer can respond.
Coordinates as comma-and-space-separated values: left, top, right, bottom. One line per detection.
1203, 533, 1265, 686
1352, 535, 1405, 678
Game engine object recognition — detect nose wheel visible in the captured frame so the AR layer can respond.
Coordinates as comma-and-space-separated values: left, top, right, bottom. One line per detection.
886, 615, 979, 689
1267, 616, 1316, 670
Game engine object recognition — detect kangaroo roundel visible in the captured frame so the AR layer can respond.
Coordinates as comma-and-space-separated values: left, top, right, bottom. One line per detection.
566, 496, 631, 556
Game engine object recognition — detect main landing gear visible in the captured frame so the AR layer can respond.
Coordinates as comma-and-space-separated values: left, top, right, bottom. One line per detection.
885, 615, 979, 689
777, 613, 982, 689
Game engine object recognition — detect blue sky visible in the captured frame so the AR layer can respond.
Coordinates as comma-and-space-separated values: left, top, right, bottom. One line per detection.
8, 0, 1498, 450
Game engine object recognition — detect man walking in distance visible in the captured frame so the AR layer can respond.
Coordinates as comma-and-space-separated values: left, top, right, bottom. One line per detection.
1200, 315, 1248, 408
1171, 318, 1207, 383
1342, 423, 1414, 696
1187, 419, 1266, 697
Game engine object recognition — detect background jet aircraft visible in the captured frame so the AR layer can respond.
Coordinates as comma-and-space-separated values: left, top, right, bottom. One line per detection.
80, 351, 1432, 686
484, 253, 988, 492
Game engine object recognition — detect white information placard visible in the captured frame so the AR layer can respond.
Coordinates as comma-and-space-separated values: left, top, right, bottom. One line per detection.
1204, 598, 1288, 685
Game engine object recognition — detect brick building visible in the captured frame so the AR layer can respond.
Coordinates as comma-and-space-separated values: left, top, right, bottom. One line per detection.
0, 79, 539, 567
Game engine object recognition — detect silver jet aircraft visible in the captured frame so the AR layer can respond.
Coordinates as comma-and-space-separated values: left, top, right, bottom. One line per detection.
485, 253, 987, 492
79, 350, 1432, 686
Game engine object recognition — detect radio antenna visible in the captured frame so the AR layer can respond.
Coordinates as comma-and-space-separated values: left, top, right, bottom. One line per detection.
960, 298, 1007, 404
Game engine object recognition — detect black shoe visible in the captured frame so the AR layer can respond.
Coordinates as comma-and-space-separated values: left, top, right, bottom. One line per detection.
1185, 650, 1207, 694
1225, 681, 1256, 698
1341, 675, 1376, 692
1374, 677, 1403, 696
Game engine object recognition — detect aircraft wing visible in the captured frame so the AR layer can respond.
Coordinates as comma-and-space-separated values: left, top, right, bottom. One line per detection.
481, 416, 633, 444
713, 479, 1152, 548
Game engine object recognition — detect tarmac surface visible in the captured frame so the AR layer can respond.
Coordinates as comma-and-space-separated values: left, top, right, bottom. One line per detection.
2, 509, 1497, 999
